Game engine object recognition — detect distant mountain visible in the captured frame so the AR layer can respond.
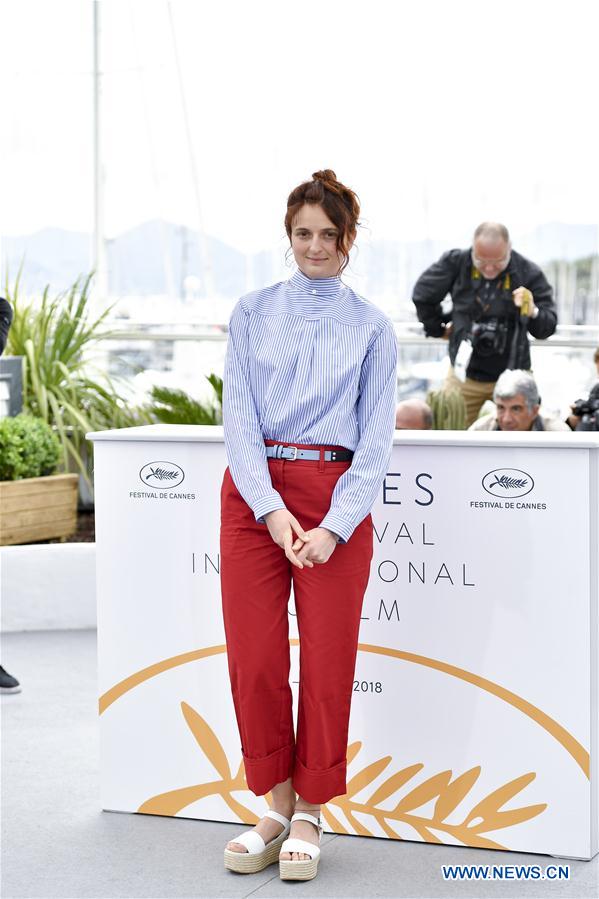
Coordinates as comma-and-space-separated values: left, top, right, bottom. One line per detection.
2, 220, 597, 305
2, 227, 91, 290
2, 221, 250, 299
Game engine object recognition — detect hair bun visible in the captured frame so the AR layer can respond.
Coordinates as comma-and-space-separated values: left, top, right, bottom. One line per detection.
312, 169, 338, 184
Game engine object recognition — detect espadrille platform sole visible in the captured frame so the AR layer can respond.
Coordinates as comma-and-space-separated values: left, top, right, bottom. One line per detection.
224, 809, 291, 874
279, 811, 323, 881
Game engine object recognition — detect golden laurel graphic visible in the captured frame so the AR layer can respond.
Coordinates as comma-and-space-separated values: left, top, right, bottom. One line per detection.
136, 704, 546, 850
99, 640, 590, 849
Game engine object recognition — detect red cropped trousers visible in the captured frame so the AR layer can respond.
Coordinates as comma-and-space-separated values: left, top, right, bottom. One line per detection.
219, 440, 374, 804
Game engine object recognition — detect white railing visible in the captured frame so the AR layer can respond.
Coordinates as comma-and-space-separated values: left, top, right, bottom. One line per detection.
101, 323, 599, 350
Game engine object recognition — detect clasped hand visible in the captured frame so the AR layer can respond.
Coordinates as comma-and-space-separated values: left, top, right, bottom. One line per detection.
264, 509, 337, 569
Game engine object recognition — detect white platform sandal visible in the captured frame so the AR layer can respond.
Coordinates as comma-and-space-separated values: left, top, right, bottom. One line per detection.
279, 811, 324, 881
224, 809, 292, 873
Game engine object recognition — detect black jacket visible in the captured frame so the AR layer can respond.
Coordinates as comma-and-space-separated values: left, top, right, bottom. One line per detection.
412, 249, 557, 381
0, 297, 13, 356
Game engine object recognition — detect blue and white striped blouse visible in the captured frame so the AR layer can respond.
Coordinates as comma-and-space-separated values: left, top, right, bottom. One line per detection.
222, 268, 398, 543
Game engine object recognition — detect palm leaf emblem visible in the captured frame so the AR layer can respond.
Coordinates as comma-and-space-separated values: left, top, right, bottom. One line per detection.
146, 467, 179, 482
490, 475, 528, 490
138, 705, 547, 850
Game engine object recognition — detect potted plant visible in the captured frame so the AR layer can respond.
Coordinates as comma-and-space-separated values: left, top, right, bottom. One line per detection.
0, 413, 78, 545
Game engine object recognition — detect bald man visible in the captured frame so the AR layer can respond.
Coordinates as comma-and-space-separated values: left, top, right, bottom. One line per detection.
412, 223, 557, 427
395, 399, 433, 430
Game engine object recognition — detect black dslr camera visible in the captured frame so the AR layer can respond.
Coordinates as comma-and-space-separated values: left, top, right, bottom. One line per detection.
470, 318, 508, 357
571, 384, 599, 431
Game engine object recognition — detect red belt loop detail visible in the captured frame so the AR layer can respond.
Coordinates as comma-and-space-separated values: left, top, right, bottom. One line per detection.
318, 447, 325, 472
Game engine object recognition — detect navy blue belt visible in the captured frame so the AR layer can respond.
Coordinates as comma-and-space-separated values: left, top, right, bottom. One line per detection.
265, 444, 353, 462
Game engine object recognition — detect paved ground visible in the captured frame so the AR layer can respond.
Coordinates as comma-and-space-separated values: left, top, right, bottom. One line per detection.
1, 629, 597, 899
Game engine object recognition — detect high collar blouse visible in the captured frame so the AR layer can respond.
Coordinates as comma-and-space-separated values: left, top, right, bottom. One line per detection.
222, 269, 398, 543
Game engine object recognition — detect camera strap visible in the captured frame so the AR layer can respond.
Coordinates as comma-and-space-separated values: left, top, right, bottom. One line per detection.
471, 267, 512, 321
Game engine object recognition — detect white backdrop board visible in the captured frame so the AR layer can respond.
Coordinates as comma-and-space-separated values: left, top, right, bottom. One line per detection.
88, 425, 599, 859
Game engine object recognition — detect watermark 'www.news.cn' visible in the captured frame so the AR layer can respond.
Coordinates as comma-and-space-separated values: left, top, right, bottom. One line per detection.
442, 864, 570, 881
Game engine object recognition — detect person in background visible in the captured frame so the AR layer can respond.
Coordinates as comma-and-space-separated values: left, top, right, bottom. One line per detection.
469, 369, 569, 432
395, 398, 433, 430
0, 666, 21, 694
566, 346, 599, 431
0, 295, 13, 355
412, 223, 557, 427
0, 295, 21, 694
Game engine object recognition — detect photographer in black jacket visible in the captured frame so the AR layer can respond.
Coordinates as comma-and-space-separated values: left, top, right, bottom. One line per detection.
412, 222, 558, 427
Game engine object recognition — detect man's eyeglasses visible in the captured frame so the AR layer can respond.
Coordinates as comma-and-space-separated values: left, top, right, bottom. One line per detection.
472, 252, 510, 272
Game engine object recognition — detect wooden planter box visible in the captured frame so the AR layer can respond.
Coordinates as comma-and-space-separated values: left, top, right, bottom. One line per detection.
0, 473, 79, 546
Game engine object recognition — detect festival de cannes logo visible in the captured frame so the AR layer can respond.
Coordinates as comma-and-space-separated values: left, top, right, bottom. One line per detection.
482, 468, 534, 498
139, 461, 185, 488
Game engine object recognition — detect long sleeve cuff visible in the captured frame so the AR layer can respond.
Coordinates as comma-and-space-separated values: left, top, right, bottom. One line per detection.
319, 511, 356, 545
526, 306, 557, 340
253, 492, 286, 524
423, 320, 446, 338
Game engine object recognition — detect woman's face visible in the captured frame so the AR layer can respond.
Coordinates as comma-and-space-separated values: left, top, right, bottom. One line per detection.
290, 204, 351, 279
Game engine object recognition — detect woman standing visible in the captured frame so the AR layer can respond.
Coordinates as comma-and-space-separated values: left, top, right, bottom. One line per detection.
221, 170, 398, 881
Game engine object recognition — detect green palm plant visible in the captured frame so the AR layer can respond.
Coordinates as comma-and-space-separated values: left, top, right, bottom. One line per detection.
149, 375, 223, 425
5, 268, 150, 487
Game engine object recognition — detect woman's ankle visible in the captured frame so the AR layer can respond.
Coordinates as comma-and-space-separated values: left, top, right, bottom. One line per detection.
271, 801, 295, 815
295, 800, 321, 813
269, 781, 296, 814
